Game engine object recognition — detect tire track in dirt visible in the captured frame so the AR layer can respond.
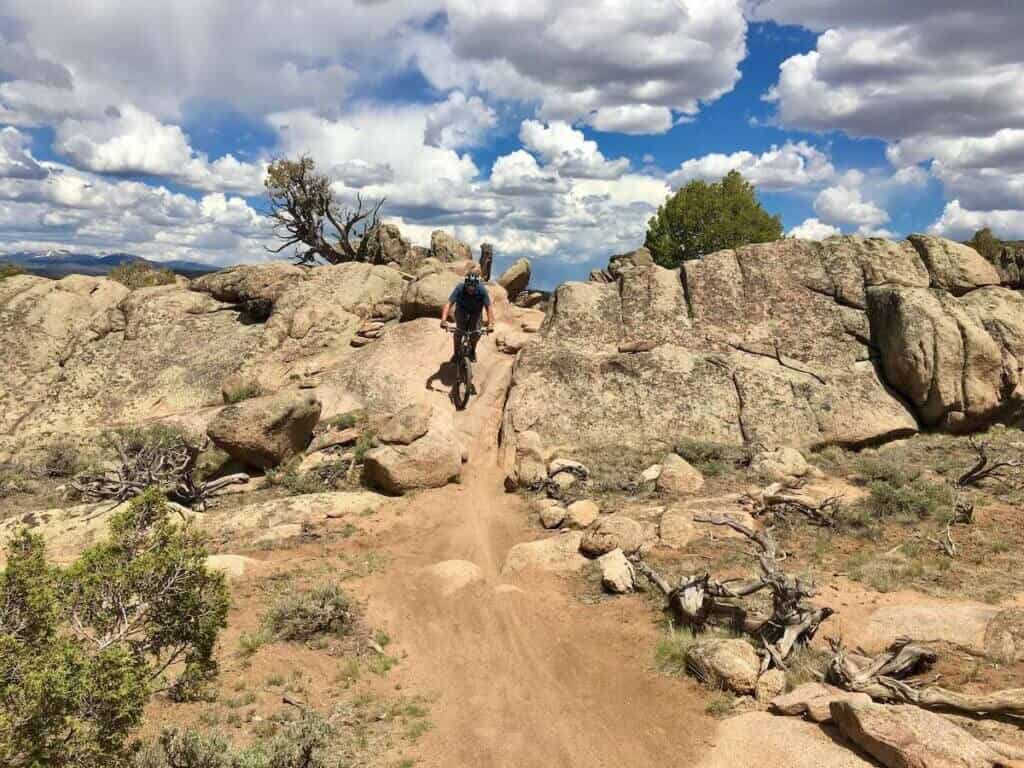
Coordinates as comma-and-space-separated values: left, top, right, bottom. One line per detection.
359, 326, 710, 767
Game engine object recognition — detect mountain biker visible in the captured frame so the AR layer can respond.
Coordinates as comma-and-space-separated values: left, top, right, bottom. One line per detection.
440, 269, 494, 363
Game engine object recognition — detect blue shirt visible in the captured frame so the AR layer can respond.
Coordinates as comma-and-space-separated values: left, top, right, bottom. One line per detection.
449, 282, 491, 314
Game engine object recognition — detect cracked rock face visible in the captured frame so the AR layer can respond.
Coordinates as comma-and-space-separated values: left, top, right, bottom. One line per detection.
506, 238, 927, 458
506, 235, 1024, 460
1, 276, 264, 458
0, 262, 404, 460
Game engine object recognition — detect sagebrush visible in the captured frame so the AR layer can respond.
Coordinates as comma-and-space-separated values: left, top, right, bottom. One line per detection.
0, 489, 229, 767
109, 261, 176, 289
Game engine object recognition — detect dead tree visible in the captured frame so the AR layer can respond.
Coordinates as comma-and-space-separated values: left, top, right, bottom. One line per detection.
957, 437, 1024, 489
265, 154, 385, 266
635, 512, 833, 670
72, 429, 247, 510
757, 482, 842, 529
827, 637, 1024, 717
917, 438, 1012, 558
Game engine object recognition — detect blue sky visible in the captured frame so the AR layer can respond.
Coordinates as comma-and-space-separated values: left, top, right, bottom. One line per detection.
1, 1, 1021, 288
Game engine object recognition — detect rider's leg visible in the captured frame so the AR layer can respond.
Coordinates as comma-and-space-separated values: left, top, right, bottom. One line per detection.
453, 308, 468, 361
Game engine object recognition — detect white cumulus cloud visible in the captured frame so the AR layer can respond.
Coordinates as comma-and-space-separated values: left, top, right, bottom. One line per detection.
412, 0, 748, 135
668, 141, 834, 190
930, 200, 1024, 241
0, 126, 47, 180
814, 184, 890, 231
519, 120, 630, 180
788, 218, 841, 240
424, 91, 497, 149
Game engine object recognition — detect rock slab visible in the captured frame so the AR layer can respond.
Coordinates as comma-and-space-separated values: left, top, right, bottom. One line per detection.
207, 392, 321, 469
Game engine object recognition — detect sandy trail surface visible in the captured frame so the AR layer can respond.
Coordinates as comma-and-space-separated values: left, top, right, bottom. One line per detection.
357, 328, 711, 767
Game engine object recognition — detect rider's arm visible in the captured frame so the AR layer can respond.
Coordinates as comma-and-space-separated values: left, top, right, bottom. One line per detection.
483, 287, 494, 328
440, 301, 452, 326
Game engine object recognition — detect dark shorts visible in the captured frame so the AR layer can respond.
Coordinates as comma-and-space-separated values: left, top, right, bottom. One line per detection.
455, 307, 481, 332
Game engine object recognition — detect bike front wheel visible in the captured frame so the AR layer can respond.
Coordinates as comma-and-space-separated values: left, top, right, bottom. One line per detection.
453, 356, 472, 410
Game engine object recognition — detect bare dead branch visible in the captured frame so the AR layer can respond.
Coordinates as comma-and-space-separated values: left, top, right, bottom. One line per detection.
826, 638, 1024, 717
635, 513, 833, 670
957, 438, 1024, 489
71, 429, 248, 510
759, 483, 842, 529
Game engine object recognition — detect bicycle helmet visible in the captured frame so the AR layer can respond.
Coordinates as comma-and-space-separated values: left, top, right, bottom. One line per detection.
464, 273, 482, 288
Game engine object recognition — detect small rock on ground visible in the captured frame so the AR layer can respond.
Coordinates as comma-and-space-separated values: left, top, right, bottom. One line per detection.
657, 453, 704, 496
598, 548, 636, 594
564, 500, 600, 528
685, 638, 760, 695
424, 560, 484, 596
502, 532, 587, 575
770, 683, 873, 724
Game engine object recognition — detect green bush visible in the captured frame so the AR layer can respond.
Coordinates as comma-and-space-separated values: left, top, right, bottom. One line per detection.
654, 627, 698, 676
0, 263, 24, 280
326, 410, 366, 430
269, 460, 350, 496
673, 438, 750, 477
223, 383, 262, 405
850, 453, 920, 486
42, 443, 82, 478
0, 489, 229, 767
264, 582, 355, 642
966, 227, 1004, 263
862, 477, 952, 522
645, 170, 783, 267
109, 261, 176, 290
0, 466, 34, 498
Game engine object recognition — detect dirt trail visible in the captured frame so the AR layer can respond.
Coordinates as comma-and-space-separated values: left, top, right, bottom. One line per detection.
359, 325, 710, 767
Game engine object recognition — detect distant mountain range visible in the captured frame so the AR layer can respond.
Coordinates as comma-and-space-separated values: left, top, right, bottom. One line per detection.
1, 250, 219, 279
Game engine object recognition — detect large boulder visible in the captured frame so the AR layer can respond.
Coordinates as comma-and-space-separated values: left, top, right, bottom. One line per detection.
831, 699, 1006, 768
207, 392, 321, 469
909, 234, 1002, 295
201, 261, 406, 395
0, 275, 128, 454
608, 246, 655, 279
564, 500, 600, 528
751, 446, 811, 480
694, 712, 876, 768
497, 258, 531, 298
506, 237, 923, 460
190, 262, 305, 306
401, 271, 461, 320
868, 284, 1024, 429
431, 230, 472, 262
2, 278, 266, 458
362, 427, 461, 494
377, 403, 432, 445
580, 515, 647, 556
598, 548, 636, 594
511, 430, 548, 488
363, 222, 411, 266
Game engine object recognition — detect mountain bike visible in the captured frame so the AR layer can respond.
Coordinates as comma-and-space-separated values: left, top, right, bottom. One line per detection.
444, 325, 491, 410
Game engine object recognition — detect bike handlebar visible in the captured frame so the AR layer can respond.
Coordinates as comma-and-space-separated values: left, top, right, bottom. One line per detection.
443, 325, 492, 336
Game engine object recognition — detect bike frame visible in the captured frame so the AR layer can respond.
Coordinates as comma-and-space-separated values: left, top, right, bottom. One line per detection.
444, 325, 490, 408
